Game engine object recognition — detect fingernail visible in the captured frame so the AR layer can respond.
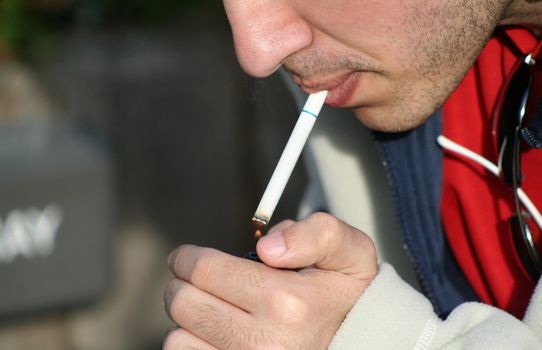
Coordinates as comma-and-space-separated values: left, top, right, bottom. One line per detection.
259, 231, 287, 258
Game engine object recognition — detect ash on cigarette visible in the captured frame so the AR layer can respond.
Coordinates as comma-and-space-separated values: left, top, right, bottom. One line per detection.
252, 217, 267, 240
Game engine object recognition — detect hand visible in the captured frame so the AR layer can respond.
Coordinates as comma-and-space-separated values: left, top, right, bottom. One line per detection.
163, 212, 378, 350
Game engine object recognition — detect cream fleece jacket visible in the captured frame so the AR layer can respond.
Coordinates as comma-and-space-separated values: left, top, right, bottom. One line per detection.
284, 79, 542, 350
329, 264, 542, 349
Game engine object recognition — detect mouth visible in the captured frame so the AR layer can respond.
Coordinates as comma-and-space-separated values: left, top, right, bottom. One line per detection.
295, 72, 360, 108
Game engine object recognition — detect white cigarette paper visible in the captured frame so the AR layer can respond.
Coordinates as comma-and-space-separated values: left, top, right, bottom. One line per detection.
253, 90, 328, 225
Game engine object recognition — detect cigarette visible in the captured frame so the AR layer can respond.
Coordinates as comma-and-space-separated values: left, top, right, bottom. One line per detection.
252, 90, 328, 227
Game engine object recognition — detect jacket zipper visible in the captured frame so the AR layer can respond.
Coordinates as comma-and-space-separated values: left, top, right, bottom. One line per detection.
377, 140, 442, 315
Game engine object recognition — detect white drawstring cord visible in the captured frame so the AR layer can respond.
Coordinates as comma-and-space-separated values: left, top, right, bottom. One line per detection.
437, 135, 542, 231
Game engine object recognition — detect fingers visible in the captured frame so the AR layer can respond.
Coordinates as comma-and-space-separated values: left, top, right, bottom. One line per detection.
163, 328, 218, 350
163, 213, 375, 350
256, 212, 377, 280
168, 245, 274, 312
164, 278, 257, 350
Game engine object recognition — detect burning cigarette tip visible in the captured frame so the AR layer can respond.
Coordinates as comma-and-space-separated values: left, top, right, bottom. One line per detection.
254, 229, 263, 239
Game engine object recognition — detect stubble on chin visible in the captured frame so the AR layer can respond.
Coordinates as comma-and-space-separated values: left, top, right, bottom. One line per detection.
351, 97, 436, 133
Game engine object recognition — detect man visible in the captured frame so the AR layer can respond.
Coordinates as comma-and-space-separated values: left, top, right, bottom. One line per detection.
164, 1, 542, 348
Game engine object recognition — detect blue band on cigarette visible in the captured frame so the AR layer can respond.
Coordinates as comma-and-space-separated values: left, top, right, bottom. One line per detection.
301, 109, 318, 118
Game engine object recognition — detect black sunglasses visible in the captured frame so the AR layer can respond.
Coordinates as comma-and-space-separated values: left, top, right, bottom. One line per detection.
492, 45, 542, 281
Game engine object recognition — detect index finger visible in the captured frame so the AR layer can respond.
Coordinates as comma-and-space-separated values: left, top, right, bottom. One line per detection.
168, 245, 284, 312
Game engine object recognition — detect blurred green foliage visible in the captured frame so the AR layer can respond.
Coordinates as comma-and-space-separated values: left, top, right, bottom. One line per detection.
0, 0, 220, 59
0, 0, 67, 58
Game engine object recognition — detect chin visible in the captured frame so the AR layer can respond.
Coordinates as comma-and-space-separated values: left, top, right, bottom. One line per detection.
352, 104, 436, 133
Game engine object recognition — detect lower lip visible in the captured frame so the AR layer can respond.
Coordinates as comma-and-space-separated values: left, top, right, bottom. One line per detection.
325, 73, 360, 108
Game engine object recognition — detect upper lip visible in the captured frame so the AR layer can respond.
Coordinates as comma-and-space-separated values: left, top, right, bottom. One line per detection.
293, 73, 353, 93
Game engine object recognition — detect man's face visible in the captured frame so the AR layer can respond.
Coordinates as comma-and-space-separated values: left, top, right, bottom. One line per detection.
224, 0, 508, 131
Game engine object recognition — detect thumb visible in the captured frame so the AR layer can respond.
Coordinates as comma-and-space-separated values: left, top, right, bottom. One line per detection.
256, 213, 377, 280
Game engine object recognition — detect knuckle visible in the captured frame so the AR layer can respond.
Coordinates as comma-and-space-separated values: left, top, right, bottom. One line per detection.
164, 281, 194, 325
191, 249, 216, 284
270, 289, 310, 325
309, 212, 341, 233
308, 212, 342, 245
170, 292, 192, 324
163, 279, 179, 318
308, 211, 333, 224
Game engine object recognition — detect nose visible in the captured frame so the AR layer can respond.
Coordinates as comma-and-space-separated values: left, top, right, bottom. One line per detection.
224, 0, 313, 78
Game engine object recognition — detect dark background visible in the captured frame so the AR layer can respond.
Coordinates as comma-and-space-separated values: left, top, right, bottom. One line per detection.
0, 1, 306, 348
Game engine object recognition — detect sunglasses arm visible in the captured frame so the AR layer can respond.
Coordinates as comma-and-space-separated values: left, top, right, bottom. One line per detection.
437, 135, 542, 231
